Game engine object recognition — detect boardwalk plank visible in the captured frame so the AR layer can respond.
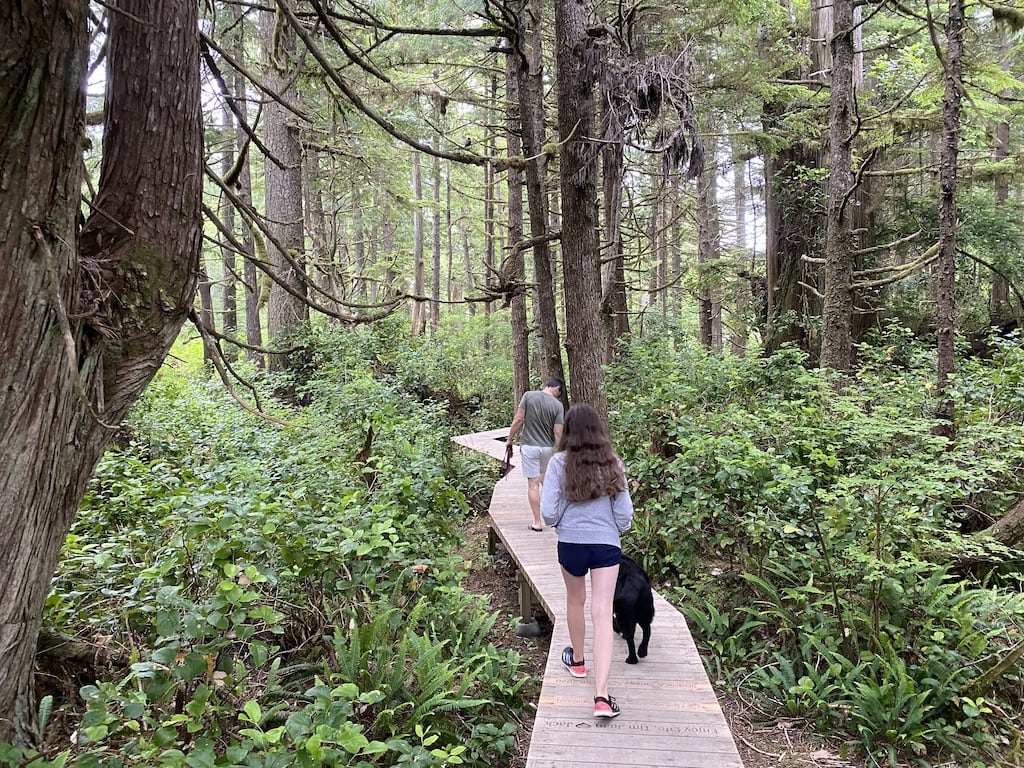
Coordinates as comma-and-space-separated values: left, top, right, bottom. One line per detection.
454, 429, 745, 768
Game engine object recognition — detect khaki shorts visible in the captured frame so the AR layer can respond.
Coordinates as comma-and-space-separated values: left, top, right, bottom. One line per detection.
519, 444, 554, 479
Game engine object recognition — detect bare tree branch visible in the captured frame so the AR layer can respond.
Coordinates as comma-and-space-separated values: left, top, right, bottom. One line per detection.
188, 309, 300, 428
274, 0, 512, 170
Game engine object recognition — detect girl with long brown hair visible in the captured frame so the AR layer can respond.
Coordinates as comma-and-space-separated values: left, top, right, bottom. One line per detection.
541, 403, 634, 718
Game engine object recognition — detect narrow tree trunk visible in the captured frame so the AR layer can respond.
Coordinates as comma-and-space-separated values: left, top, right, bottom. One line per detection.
226, 23, 263, 366
657, 186, 669, 325
219, 104, 238, 342
446, 165, 454, 304
484, 77, 498, 327
198, 263, 215, 371
645, 173, 663, 309
730, 140, 750, 357
935, 0, 964, 433
506, 45, 531, 403
697, 132, 723, 352
0, 0, 201, 743
353, 190, 367, 304
431, 152, 442, 334
369, 201, 380, 304
461, 209, 475, 314
411, 152, 426, 334
991, 22, 1011, 323
381, 196, 399, 299
303, 148, 333, 315
669, 196, 683, 317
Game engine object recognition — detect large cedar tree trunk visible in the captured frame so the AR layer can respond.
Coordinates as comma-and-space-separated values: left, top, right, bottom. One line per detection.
760, 1, 821, 357
555, 0, 606, 413
0, 0, 201, 744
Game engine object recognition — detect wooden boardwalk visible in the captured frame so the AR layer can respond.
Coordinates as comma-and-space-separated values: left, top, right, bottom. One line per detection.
454, 428, 745, 768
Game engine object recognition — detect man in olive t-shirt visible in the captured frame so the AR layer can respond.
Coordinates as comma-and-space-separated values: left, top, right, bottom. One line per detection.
507, 378, 565, 531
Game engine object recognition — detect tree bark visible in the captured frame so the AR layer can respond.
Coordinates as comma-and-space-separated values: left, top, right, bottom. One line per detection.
198, 264, 216, 371
991, 21, 1011, 324
599, 107, 629, 361
484, 76, 498, 327
554, 0, 606, 413
446, 165, 454, 304
697, 129, 723, 353
353, 190, 367, 303
461, 208, 475, 314
505, 46, 531, 404
761, 1, 821, 357
517, 0, 565, 391
978, 496, 1024, 547
411, 151, 426, 334
819, 0, 856, 373
260, 3, 308, 365
730, 137, 750, 357
0, 0, 201, 744
224, 13, 263, 367
431, 151, 442, 334
304, 148, 338, 317
219, 104, 239, 342
935, 0, 964, 433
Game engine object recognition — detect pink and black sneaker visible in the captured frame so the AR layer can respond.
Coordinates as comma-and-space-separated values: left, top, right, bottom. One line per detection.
561, 646, 586, 678
593, 696, 620, 718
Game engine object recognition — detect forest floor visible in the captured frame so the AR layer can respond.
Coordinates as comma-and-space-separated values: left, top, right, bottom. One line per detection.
457, 512, 867, 768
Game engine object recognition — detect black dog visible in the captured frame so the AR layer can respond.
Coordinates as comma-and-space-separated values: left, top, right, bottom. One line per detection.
613, 554, 654, 664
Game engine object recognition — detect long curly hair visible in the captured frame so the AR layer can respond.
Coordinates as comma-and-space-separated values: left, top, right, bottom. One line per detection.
558, 403, 627, 501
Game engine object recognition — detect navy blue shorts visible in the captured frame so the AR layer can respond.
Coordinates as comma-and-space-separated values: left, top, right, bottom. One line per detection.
557, 542, 621, 577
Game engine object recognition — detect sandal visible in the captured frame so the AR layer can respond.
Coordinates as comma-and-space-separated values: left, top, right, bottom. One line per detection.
528, 524, 544, 532
593, 695, 620, 718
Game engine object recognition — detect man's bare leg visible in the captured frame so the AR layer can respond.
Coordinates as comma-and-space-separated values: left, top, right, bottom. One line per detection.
527, 476, 543, 529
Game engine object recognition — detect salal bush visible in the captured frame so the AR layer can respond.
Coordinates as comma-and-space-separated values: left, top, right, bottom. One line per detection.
43, 354, 523, 768
605, 327, 1024, 766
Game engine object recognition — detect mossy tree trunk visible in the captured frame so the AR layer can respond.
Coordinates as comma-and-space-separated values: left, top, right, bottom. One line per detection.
0, 0, 202, 745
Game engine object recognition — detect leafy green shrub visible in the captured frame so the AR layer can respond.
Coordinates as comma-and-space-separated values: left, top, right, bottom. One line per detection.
39, 352, 528, 768
608, 327, 1024, 766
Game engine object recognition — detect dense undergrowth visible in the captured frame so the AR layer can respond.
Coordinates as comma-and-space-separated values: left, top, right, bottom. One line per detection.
6, 316, 1024, 767
606, 323, 1024, 767
15, 318, 522, 768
